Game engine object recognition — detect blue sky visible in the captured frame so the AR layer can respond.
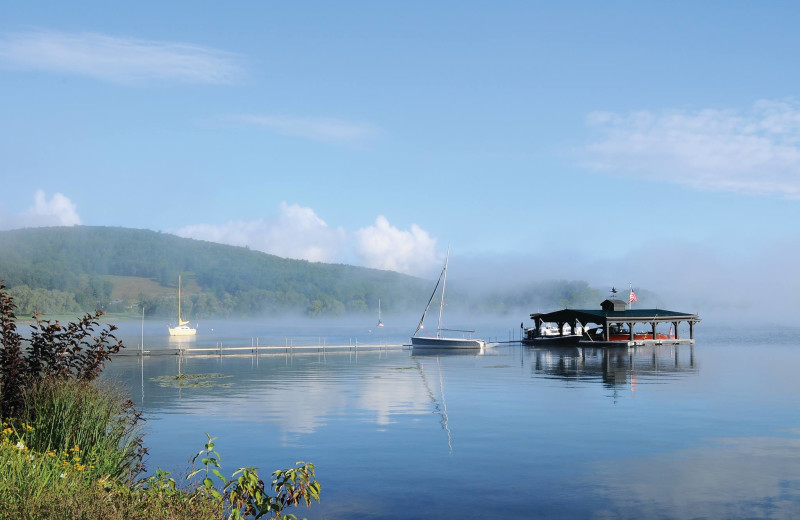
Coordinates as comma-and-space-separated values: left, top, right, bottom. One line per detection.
2, 2, 799, 319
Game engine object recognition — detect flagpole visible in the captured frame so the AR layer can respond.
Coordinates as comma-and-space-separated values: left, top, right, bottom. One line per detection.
628, 283, 639, 310
629, 282, 632, 310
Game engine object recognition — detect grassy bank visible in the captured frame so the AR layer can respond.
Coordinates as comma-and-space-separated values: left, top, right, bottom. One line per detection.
0, 377, 219, 519
1, 417, 220, 519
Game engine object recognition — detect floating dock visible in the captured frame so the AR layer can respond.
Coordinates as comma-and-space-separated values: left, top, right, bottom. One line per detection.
577, 338, 695, 348
114, 342, 409, 357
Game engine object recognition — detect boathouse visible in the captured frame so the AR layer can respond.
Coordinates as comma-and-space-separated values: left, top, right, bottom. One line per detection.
529, 299, 701, 346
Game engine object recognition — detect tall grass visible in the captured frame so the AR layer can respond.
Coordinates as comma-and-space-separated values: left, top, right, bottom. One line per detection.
0, 414, 220, 520
19, 378, 145, 482
0, 426, 220, 520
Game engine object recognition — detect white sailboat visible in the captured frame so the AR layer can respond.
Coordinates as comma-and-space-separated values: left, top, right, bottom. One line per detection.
377, 298, 385, 328
168, 275, 196, 337
411, 250, 485, 349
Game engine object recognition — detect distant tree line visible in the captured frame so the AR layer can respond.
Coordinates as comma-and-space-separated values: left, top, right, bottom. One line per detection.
0, 226, 621, 319
0, 226, 427, 318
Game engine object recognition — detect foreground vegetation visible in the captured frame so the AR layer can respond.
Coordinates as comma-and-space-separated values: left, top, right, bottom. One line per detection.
0, 282, 320, 519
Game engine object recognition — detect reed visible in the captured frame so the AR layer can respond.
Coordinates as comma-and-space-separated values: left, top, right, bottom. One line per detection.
19, 378, 145, 482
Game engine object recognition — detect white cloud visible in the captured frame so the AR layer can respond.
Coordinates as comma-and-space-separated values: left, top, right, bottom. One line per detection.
1, 190, 82, 229
228, 114, 379, 144
354, 216, 441, 276
174, 202, 347, 263
175, 208, 442, 275
0, 30, 243, 85
583, 99, 800, 198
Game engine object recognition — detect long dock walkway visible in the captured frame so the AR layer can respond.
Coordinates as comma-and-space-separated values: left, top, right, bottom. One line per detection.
113, 342, 410, 357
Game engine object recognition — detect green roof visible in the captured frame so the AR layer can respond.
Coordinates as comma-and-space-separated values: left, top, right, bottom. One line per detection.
531, 307, 700, 324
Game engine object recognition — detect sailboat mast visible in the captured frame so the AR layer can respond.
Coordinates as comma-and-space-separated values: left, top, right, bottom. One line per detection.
178, 275, 182, 322
413, 263, 445, 336
436, 248, 450, 338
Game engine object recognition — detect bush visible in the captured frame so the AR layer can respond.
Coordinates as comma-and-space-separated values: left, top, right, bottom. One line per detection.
1, 280, 123, 420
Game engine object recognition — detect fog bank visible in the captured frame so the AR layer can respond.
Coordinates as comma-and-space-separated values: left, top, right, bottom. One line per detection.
454, 237, 800, 327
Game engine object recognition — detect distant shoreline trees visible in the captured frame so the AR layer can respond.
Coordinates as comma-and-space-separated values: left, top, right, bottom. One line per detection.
0, 226, 619, 320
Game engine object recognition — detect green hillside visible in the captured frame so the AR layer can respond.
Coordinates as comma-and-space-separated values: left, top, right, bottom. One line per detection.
0, 226, 429, 318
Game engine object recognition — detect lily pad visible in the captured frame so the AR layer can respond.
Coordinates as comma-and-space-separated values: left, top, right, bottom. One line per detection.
150, 373, 233, 388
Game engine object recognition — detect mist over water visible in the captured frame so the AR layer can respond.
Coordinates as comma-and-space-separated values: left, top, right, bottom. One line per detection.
455, 237, 800, 327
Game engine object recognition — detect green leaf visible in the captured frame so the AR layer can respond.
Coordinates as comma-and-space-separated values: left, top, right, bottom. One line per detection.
212, 468, 227, 484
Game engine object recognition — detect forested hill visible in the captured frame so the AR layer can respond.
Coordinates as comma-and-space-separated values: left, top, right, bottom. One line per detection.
0, 226, 429, 318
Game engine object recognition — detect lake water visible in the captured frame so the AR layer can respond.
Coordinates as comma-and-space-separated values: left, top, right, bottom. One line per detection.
103, 319, 800, 519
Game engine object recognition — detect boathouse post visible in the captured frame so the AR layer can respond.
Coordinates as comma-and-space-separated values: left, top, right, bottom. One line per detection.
627, 322, 634, 341
672, 321, 680, 339
650, 322, 657, 340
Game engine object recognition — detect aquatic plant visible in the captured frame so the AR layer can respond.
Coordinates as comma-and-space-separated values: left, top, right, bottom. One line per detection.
151, 373, 234, 388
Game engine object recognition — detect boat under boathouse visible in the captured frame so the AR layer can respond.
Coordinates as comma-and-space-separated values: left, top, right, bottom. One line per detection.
526, 299, 701, 347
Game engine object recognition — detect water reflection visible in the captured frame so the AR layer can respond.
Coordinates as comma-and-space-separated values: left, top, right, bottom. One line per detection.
110, 349, 434, 438
101, 335, 800, 519
529, 344, 697, 388
413, 356, 453, 453
166, 335, 196, 349
588, 432, 800, 518
411, 346, 485, 357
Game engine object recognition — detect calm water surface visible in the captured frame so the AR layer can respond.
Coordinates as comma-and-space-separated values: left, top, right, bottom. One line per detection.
103, 320, 800, 519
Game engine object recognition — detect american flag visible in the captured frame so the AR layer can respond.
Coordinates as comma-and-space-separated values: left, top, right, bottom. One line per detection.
629, 290, 638, 303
